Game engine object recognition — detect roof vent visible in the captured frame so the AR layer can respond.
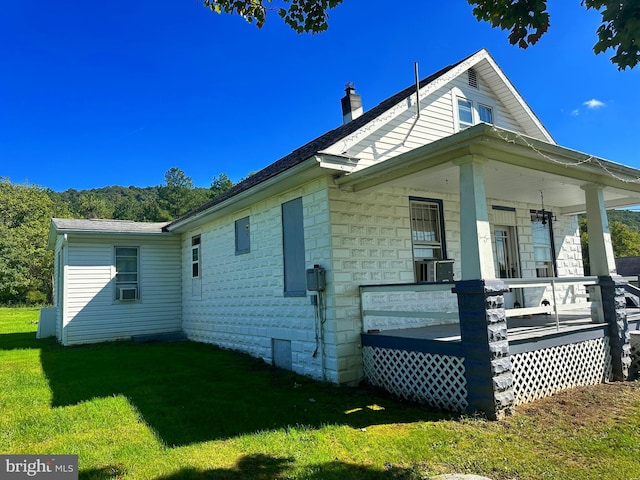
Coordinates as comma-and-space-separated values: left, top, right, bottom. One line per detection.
341, 82, 363, 125
467, 68, 478, 89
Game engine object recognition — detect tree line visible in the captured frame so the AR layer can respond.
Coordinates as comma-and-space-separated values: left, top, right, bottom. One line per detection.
49, 168, 235, 222
0, 169, 235, 305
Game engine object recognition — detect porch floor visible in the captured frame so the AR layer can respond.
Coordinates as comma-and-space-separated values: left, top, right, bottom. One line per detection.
368, 308, 640, 343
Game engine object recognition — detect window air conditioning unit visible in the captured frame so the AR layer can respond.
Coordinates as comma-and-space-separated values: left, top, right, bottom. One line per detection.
118, 287, 138, 301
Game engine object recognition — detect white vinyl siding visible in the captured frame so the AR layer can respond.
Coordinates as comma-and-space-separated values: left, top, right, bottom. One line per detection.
321, 69, 523, 170
61, 234, 181, 345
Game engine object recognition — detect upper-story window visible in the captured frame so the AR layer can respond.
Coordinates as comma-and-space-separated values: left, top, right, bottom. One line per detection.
455, 95, 495, 131
457, 99, 474, 130
478, 104, 494, 124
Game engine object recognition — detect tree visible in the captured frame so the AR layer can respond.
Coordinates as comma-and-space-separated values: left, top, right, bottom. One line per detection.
158, 167, 196, 219
204, 0, 343, 33
204, 0, 640, 70
469, 0, 640, 70
210, 173, 234, 198
0, 178, 54, 304
610, 221, 640, 257
77, 192, 113, 219
579, 217, 640, 275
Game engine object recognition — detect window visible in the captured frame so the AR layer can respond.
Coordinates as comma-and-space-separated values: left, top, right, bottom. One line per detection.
282, 198, 306, 295
531, 213, 555, 277
478, 104, 493, 124
456, 96, 495, 131
457, 98, 474, 130
235, 217, 250, 255
191, 235, 201, 278
410, 198, 446, 282
115, 247, 139, 301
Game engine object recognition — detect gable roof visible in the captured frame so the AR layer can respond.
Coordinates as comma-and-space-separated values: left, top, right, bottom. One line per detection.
167, 49, 552, 231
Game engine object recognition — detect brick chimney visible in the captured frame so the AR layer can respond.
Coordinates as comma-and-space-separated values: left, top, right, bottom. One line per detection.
341, 82, 362, 125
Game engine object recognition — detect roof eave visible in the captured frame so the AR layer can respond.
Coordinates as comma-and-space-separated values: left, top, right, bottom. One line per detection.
167, 157, 322, 233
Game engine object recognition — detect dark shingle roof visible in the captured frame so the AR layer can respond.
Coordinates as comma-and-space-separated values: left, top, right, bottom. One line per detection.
168, 56, 469, 228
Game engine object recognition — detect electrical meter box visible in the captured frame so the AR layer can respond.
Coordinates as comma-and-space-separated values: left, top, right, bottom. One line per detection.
306, 266, 326, 291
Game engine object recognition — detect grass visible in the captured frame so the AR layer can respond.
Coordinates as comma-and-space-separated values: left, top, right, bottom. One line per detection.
1, 307, 640, 479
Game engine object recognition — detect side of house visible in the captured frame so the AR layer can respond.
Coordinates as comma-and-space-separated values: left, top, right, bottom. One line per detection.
180, 177, 334, 380
168, 49, 584, 384
48, 219, 182, 345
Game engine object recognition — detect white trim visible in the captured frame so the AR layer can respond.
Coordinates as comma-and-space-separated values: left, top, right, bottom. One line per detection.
113, 245, 141, 304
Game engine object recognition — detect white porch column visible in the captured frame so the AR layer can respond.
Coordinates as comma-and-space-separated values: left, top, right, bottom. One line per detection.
456, 156, 496, 280
582, 184, 616, 275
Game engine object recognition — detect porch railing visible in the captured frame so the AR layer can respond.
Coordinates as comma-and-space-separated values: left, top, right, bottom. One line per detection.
503, 276, 601, 330
359, 282, 458, 333
359, 276, 604, 333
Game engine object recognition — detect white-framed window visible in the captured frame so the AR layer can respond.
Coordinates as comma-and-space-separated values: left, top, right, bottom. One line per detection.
478, 104, 494, 124
191, 235, 201, 278
115, 246, 139, 301
457, 98, 474, 130
454, 89, 496, 131
410, 198, 446, 282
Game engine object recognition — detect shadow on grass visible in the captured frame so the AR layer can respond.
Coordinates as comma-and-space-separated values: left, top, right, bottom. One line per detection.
38, 338, 448, 447
0, 332, 44, 350
80, 454, 418, 480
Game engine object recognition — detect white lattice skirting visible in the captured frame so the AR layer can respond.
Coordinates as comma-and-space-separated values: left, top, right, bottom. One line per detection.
362, 346, 468, 411
511, 337, 612, 406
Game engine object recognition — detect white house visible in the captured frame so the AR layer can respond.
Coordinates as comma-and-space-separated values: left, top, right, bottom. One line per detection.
46, 49, 640, 418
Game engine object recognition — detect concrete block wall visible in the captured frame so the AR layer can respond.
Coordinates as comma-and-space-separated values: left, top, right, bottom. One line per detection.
328, 187, 586, 384
181, 177, 337, 382
327, 185, 461, 384
181, 175, 586, 387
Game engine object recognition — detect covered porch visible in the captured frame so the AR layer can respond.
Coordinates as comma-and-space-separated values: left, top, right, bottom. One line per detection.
360, 279, 640, 413
333, 125, 640, 418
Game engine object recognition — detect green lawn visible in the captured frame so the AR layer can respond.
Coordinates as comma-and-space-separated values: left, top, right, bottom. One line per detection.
1, 307, 640, 480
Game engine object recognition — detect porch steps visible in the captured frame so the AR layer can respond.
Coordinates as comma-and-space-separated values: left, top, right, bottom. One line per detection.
132, 331, 186, 344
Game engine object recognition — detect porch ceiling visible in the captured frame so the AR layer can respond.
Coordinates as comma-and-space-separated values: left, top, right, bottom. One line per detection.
390, 160, 640, 214
334, 125, 640, 215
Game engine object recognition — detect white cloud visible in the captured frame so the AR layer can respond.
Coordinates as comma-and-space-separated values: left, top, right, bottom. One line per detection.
571, 109, 580, 116
583, 98, 606, 109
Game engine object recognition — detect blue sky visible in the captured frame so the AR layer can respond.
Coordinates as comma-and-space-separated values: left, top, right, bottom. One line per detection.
1, 1, 638, 192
